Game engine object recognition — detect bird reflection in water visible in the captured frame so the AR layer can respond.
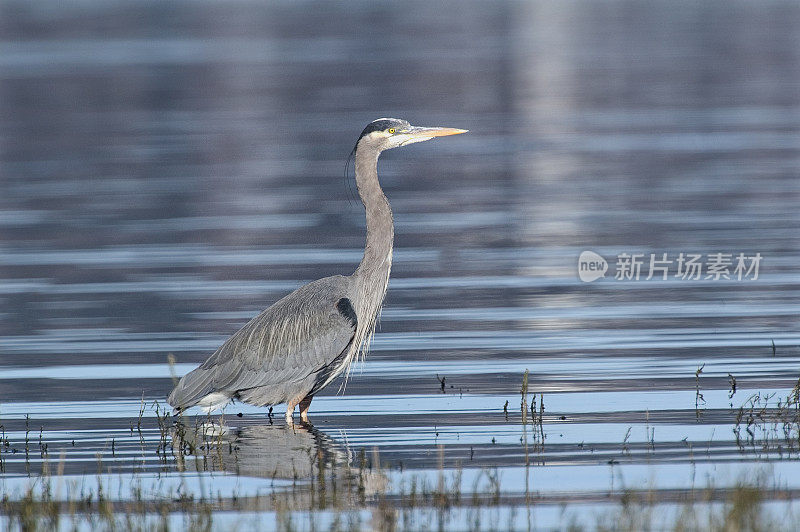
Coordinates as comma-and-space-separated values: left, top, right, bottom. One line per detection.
171, 420, 387, 501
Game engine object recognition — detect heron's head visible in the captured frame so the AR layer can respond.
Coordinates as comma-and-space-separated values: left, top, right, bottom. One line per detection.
356, 118, 467, 152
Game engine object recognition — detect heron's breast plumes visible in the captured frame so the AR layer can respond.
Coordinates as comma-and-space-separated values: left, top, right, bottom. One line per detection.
339, 249, 392, 388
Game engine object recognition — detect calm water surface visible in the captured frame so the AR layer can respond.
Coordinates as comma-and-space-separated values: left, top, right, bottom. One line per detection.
1, 0, 800, 529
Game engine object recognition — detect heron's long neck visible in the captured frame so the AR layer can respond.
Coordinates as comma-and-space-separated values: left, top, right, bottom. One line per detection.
353, 143, 394, 299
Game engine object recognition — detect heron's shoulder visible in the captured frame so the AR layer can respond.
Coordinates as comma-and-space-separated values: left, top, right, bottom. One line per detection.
272, 275, 354, 310
235, 275, 355, 336
298, 274, 354, 296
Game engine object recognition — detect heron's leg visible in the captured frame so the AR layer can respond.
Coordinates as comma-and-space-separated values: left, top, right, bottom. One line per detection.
299, 395, 313, 423
285, 397, 300, 425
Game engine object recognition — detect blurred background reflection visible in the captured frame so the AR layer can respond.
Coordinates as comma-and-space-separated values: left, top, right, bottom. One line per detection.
1, 0, 800, 524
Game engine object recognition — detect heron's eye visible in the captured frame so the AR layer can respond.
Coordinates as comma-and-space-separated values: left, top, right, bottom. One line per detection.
388, 128, 395, 134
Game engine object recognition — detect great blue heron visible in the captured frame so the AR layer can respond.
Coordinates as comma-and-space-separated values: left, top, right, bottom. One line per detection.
167, 118, 467, 424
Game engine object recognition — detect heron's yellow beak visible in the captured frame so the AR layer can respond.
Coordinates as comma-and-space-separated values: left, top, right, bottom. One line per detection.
394, 126, 468, 147
405, 126, 468, 138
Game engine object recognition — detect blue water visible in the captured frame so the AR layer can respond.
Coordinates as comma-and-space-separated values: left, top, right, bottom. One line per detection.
2, 0, 800, 529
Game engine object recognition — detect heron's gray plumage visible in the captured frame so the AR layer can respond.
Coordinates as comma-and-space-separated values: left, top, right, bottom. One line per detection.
167, 275, 357, 409
167, 118, 466, 422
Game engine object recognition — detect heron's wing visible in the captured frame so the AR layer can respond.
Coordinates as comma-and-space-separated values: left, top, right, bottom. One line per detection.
168, 276, 356, 409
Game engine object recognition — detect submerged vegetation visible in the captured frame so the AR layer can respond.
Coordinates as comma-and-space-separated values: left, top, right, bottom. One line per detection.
733, 377, 800, 453
2, 371, 800, 530
1, 446, 798, 531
